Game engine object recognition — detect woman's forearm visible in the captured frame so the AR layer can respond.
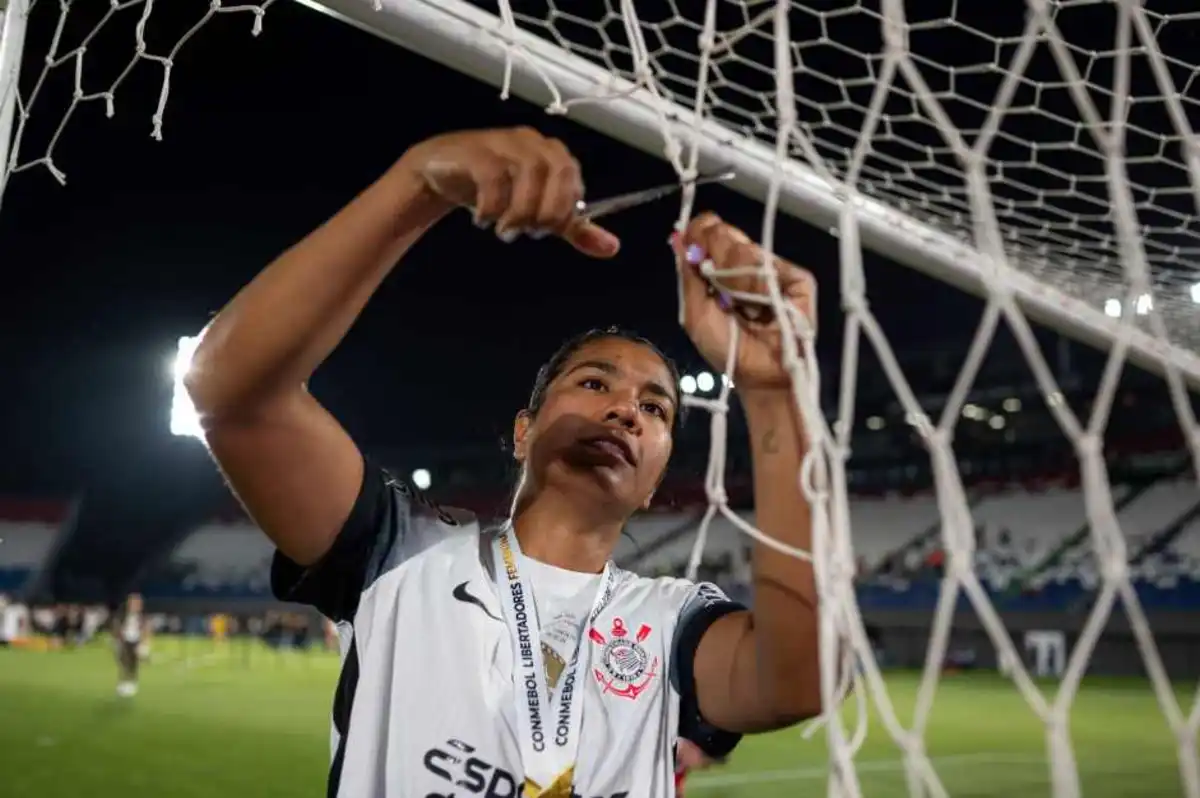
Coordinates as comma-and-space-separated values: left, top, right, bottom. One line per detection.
186, 158, 449, 416
741, 389, 822, 717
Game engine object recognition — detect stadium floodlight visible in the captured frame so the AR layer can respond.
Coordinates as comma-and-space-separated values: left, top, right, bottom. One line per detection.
694, 371, 715, 393
678, 375, 697, 395
170, 336, 203, 440
411, 468, 432, 490
865, 416, 884, 431
7, 1, 1200, 796
988, 414, 1006, 431
1136, 293, 1153, 316
1002, 397, 1022, 414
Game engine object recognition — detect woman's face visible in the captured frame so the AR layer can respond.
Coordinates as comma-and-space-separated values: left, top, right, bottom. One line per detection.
514, 337, 678, 515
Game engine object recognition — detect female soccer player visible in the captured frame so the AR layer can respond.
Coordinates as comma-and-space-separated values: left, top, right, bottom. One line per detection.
110, 592, 146, 697
184, 127, 821, 798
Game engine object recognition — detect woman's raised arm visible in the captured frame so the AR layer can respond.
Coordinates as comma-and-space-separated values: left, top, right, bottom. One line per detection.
184, 127, 617, 567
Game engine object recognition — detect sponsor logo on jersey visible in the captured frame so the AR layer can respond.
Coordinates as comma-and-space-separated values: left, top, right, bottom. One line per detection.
421, 738, 629, 798
452, 581, 501, 621
587, 617, 658, 701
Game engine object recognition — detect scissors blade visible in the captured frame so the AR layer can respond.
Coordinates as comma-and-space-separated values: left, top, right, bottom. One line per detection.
576, 171, 735, 221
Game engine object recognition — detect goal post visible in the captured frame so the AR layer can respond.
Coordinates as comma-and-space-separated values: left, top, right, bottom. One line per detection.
301, 0, 1200, 391
0, 0, 30, 214
4, 1, 1200, 797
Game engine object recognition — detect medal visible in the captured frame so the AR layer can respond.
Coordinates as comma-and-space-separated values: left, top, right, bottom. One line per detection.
492, 527, 618, 796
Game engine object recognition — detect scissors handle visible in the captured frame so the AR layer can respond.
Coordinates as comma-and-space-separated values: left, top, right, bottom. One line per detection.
576, 171, 735, 221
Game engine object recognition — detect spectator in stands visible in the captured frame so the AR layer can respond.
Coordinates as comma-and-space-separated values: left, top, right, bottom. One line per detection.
926, 547, 945, 579
184, 127, 825, 797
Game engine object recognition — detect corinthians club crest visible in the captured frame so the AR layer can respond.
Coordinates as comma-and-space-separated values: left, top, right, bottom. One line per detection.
588, 617, 658, 700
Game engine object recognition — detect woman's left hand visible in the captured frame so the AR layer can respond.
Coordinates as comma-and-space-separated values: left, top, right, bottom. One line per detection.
672, 213, 816, 393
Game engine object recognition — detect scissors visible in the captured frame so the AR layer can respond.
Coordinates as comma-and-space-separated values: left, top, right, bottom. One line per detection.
575, 171, 736, 221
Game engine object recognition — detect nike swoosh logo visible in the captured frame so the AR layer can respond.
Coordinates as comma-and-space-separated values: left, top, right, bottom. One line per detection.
453, 581, 500, 621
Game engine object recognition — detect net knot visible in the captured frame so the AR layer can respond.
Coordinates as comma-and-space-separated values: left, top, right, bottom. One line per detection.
842, 291, 868, 316
1076, 432, 1101, 460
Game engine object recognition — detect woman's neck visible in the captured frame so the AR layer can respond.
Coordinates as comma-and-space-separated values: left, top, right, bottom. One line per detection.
511, 490, 623, 574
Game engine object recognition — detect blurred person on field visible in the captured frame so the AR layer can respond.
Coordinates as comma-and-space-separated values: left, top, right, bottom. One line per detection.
110, 593, 148, 698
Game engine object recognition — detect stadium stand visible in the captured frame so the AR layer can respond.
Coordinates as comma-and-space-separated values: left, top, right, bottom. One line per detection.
0, 499, 68, 595
157, 523, 272, 597
140, 473, 1200, 615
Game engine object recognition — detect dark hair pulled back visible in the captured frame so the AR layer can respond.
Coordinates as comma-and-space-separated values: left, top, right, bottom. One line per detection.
525, 326, 687, 433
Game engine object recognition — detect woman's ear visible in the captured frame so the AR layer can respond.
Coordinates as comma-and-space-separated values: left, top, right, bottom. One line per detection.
513, 410, 532, 462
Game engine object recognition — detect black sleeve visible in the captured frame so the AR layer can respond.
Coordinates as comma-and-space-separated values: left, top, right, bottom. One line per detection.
670, 583, 747, 760
270, 459, 411, 622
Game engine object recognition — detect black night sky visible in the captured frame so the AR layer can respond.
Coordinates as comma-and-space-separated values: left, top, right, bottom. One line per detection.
2, 0, 1192, 603
10, 1, 1178, 600
0, 1, 996, 499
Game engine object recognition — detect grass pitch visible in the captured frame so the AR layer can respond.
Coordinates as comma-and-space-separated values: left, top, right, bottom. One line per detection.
0, 637, 1193, 797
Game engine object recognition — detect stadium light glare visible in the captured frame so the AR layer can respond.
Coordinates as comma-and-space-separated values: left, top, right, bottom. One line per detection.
170, 336, 203, 440
1191, 282, 1200, 304
679, 374, 697, 395
695, 371, 715, 393
172, 335, 199, 381
412, 468, 432, 490
962, 403, 983, 420
1002, 397, 1022, 413
1104, 298, 1122, 318
989, 414, 1006, 430
866, 415, 884, 430
1135, 293, 1153, 316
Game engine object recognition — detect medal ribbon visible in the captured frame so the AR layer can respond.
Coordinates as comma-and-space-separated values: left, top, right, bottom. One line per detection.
492, 527, 618, 798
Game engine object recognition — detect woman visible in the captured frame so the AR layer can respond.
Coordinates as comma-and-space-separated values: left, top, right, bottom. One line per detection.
184, 126, 822, 798
109, 592, 147, 697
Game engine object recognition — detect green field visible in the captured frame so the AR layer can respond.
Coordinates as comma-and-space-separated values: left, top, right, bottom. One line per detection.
0, 638, 1194, 797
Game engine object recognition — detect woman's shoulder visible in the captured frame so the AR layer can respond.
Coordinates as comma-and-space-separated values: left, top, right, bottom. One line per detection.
390, 503, 482, 565
612, 570, 731, 616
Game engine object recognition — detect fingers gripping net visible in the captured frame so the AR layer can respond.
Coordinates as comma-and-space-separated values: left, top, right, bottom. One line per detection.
5, 0, 1200, 796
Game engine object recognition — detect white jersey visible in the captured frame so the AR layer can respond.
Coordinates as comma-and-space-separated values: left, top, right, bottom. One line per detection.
0, 602, 27, 642
121, 611, 142, 644
272, 462, 744, 798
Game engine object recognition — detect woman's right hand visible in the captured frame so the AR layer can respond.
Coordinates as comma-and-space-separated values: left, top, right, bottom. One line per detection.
398, 126, 621, 258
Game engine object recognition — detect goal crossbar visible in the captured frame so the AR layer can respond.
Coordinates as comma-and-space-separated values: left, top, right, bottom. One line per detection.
302, 0, 1200, 390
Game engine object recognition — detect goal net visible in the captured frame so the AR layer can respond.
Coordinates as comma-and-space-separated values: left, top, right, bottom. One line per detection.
4, 0, 1200, 796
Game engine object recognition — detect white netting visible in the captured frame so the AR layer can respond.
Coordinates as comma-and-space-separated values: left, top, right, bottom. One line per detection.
4, 1, 1200, 797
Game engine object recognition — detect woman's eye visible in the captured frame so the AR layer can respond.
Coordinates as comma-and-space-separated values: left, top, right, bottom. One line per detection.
642, 402, 667, 419
580, 377, 606, 391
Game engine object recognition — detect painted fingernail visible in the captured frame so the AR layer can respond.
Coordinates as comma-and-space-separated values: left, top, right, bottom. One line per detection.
718, 292, 733, 311
529, 228, 549, 240
473, 214, 491, 230
497, 228, 519, 244
686, 244, 705, 264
